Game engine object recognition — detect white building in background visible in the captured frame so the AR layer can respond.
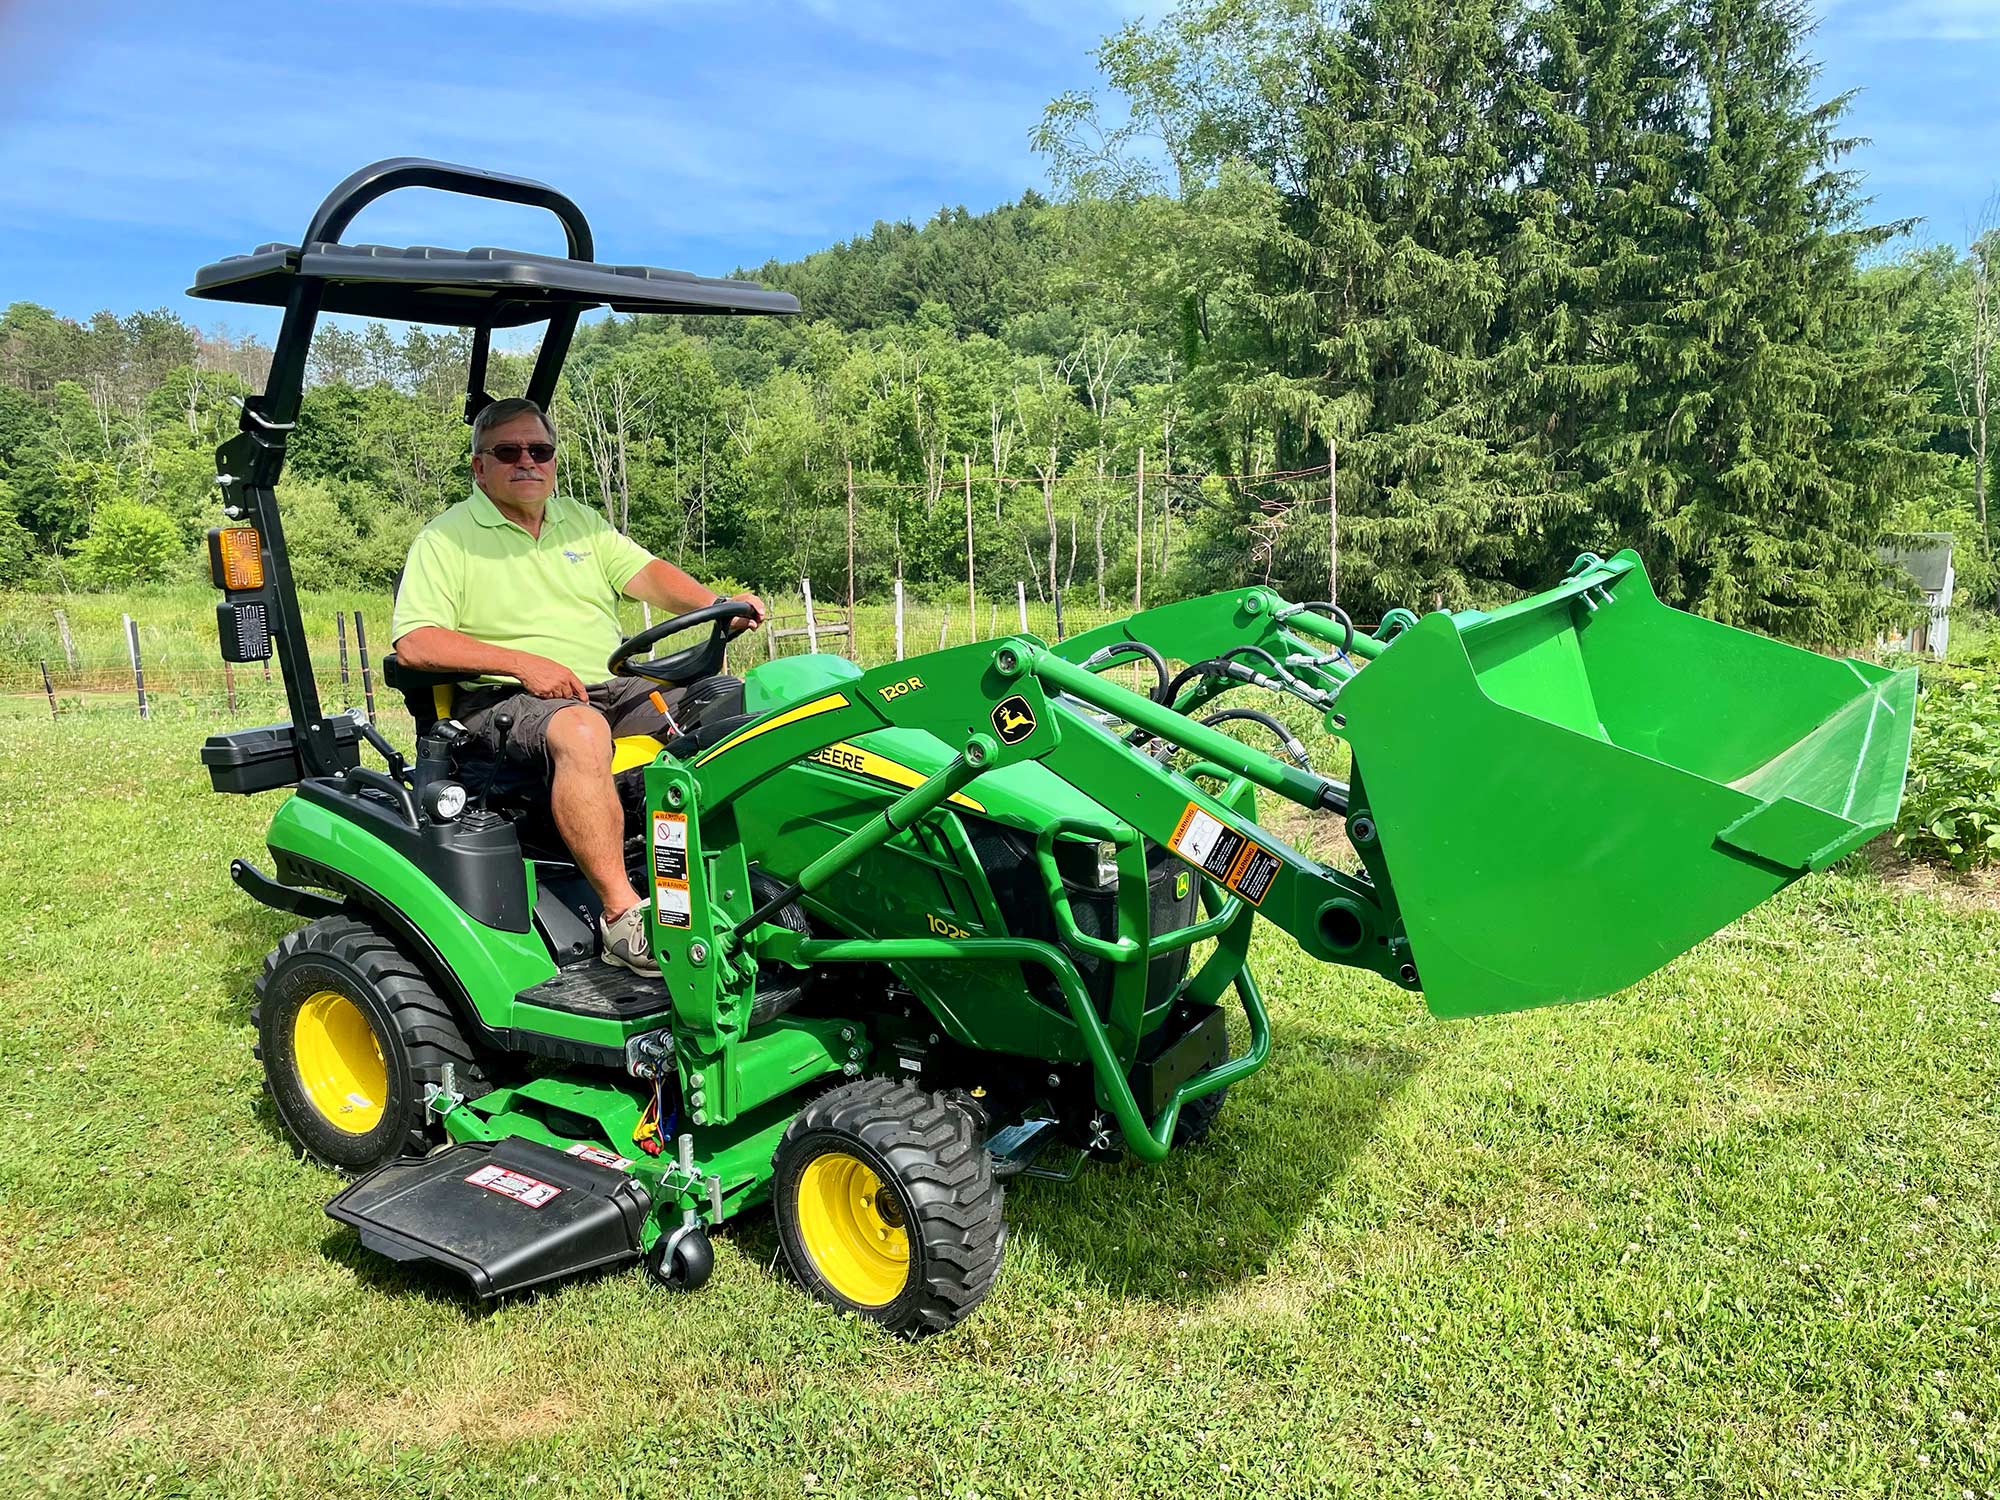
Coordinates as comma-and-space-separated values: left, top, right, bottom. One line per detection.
1878, 533, 1955, 658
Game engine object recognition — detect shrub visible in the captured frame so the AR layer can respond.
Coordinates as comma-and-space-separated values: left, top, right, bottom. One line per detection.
72, 501, 184, 588
1894, 666, 2000, 869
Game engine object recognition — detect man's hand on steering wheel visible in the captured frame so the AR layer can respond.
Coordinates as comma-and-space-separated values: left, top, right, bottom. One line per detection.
723, 591, 768, 630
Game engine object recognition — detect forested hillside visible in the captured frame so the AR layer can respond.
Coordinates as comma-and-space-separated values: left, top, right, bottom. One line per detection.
2, 0, 1993, 642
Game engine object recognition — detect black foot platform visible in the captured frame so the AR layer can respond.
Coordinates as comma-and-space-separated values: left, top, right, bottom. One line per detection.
517, 961, 671, 1021
326, 1137, 651, 1297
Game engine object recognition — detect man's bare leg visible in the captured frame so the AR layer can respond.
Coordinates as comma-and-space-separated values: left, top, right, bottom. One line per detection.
546, 705, 643, 920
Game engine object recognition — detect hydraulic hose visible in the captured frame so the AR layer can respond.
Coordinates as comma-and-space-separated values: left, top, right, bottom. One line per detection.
1199, 708, 1313, 773
1078, 639, 1172, 704
1279, 601, 1356, 656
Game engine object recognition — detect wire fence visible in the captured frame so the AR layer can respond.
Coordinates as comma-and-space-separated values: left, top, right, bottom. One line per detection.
1, 588, 1161, 726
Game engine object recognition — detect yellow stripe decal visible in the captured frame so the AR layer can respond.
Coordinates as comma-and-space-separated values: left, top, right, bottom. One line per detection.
804, 741, 987, 812
694, 692, 851, 767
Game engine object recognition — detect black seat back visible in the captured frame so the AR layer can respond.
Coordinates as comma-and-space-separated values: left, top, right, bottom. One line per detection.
381, 653, 461, 735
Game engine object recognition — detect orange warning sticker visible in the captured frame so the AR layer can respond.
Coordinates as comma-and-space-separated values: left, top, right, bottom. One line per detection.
1167, 801, 1280, 906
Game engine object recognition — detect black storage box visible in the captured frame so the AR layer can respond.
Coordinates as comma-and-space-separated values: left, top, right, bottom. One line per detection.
200, 717, 360, 794
326, 1137, 652, 1298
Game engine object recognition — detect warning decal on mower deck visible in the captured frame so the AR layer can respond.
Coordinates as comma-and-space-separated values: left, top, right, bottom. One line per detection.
465, 1164, 562, 1209
565, 1143, 633, 1172
1168, 801, 1279, 907
652, 811, 692, 929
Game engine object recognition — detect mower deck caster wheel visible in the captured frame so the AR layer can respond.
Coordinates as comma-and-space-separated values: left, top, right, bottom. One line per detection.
646, 1225, 714, 1293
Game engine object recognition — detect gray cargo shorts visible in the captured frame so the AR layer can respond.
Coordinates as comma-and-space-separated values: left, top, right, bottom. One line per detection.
452, 675, 688, 771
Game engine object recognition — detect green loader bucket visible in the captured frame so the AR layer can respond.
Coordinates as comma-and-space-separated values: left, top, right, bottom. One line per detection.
1336, 551, 1916, 1019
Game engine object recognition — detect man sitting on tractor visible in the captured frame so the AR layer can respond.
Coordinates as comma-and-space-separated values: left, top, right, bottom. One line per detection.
391, 396, 766, 973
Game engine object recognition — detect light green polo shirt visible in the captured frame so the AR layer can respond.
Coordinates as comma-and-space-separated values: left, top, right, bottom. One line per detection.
392, 489, 655, 684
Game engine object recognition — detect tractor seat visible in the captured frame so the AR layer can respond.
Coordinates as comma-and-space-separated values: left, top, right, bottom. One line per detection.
380, 653, 752, 784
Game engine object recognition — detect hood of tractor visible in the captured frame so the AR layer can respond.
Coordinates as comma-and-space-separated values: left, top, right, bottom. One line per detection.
739, 652, 1110, 832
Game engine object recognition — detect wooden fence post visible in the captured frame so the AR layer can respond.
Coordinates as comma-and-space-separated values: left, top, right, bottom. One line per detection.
1134, 447, 1145, 609
54, 609, 77, 670
123, 613, 148, 720
642, 601, 653, 630
846, 460, 857, 660
336, 611, 350, 694
1328, 442, 1339, 603
40, 660, 57, 719
964, 453, 976, 637
893, 578, 905, 661
1016, 581, 1028, 634
765, 620, 777, 661
801, 578, 820, 652
937, 606, 950, 650
354, 610, 377, 721
224, 659, 238, 716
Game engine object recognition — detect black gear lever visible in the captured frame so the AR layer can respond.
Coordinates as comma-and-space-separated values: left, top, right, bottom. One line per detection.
475, 711, 515, 815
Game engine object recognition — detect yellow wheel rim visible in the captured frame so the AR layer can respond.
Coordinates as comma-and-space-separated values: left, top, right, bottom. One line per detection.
292, 989, 387, 1134
795, 1151, 910, 1307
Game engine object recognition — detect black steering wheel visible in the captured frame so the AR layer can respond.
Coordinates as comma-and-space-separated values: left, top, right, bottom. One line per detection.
608, 598, 760, 686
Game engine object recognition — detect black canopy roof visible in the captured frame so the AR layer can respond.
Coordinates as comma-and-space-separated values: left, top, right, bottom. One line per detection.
189, 240, 799, 327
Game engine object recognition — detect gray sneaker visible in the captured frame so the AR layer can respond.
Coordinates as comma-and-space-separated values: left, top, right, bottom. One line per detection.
600, 900, 654, 974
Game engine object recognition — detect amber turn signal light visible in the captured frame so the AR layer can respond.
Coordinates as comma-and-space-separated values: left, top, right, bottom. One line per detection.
208, 526, 265, 591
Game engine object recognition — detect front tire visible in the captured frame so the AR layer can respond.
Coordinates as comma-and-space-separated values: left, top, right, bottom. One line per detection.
773, 1077, 1005, 1336
253, 915, 483, 1174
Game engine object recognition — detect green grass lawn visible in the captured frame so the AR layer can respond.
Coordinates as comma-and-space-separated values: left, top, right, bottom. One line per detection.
2, 713, 1997, 1498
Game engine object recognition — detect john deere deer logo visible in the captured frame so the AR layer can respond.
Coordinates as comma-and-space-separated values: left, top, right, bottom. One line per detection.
991, 696, 1036, 745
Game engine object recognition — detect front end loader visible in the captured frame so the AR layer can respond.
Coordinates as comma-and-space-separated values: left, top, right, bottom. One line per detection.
196, 160, 1915, 1335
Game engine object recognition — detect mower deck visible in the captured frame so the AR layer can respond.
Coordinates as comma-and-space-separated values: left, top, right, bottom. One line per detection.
325, 1137, 651, 1298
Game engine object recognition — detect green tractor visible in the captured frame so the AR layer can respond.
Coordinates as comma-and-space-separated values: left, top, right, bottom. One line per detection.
198, 159, 1917, 1335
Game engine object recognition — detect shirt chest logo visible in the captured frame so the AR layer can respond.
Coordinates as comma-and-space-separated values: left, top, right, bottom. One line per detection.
562, 548, 589, 564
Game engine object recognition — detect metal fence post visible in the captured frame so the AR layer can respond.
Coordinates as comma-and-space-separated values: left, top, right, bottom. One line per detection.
123, 613, 148, 720
354, 610, 377, 721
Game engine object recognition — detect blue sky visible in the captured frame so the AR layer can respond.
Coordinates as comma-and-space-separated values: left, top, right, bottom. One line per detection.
0, 0, 1994, 340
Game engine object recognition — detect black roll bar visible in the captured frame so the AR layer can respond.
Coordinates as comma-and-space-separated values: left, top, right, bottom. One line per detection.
227, 158, 599, 776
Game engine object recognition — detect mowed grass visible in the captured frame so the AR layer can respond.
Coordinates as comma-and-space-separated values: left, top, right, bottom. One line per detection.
1, 712, 1997, 1499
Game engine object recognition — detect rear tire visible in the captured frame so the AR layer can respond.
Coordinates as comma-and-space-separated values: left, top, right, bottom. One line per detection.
253, 915, 484, 1174
773, 1077, 1005, 1336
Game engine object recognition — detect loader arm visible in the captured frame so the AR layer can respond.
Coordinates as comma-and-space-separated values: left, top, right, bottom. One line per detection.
681, 634, 1410, 992
649, 551, 1912, 1158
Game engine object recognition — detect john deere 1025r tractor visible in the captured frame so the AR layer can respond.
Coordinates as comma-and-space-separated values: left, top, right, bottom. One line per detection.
197, 160, 1916, 1334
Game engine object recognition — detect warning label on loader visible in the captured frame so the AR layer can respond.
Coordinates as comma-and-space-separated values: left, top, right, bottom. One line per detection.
652, 811, 692, 929
1168, 801, 1280, 907
465, 1164, 562, 1209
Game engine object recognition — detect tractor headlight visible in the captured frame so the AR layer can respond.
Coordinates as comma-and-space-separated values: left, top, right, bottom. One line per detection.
1095, 840, 1121, 888
423, 781, 469, 824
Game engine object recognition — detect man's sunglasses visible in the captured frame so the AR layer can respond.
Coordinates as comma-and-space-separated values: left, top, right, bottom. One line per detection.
479, 442, 557, 465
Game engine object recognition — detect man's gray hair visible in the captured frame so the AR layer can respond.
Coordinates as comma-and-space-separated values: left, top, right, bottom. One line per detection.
471, 396, 557, 451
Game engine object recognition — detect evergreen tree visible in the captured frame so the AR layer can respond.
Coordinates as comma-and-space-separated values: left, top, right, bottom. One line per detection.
1590, 0, 1925, 641
1273, 0, 1555, 614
